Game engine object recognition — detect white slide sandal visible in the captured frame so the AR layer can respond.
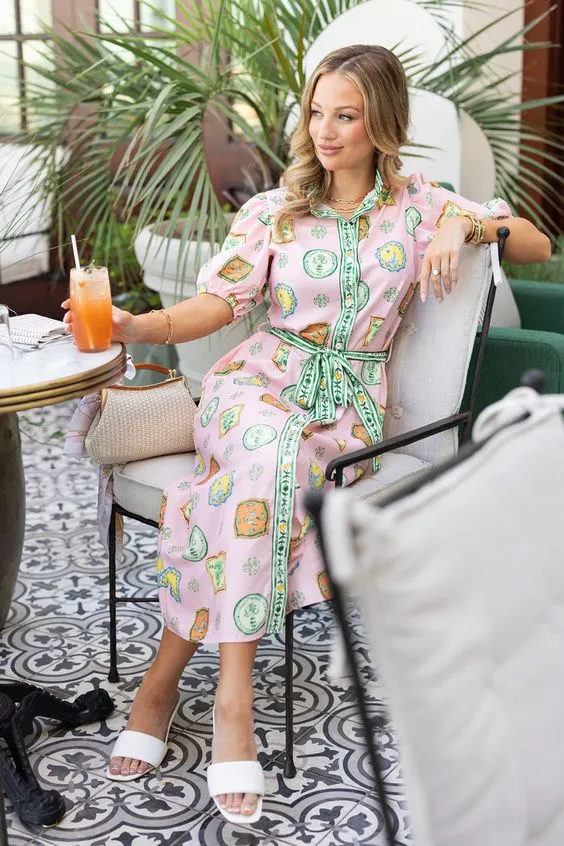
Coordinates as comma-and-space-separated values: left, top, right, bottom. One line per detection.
207, 706, 265, 823
106, 696, 180, 782
207, 759, 265, 824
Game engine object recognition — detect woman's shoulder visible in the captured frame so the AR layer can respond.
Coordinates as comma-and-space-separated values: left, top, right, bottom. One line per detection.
237, 188, 288, 220
263, 186, 289, 209
398, 172, 443, 198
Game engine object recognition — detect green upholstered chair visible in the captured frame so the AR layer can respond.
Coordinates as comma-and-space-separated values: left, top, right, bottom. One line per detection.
475, 278, 564, 415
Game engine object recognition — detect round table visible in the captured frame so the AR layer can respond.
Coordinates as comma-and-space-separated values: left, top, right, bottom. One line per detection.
0, 341, 126, 628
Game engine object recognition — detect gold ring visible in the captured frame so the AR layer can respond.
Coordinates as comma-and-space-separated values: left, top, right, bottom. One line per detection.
432, 268, 440, 277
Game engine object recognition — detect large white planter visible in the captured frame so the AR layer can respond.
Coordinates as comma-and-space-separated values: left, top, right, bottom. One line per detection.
135, 225, 267, 395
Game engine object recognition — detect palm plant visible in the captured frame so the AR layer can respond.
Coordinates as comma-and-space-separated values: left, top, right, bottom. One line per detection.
13, 0, 564, 287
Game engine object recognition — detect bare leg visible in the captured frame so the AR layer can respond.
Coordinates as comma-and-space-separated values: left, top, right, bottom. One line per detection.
110, 627, 199, 776
213, 640, 260, 817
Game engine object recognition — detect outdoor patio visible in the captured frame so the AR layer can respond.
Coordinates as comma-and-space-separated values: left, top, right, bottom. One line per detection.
1, 400, 409, 846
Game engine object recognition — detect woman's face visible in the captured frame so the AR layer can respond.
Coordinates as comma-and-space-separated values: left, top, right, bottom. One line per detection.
309, 72, 375, 173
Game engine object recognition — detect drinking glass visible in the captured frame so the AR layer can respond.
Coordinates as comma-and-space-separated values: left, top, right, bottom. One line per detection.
69, 265, 112, 353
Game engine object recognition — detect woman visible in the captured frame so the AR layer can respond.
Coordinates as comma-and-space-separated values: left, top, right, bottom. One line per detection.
64, 44, 550, 823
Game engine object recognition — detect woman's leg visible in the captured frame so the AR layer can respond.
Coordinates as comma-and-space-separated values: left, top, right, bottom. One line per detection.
213, 640, 259, 816
110, 626, 199, 776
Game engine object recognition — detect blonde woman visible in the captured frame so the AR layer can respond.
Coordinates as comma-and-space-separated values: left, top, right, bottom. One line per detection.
64, 44, 549, 823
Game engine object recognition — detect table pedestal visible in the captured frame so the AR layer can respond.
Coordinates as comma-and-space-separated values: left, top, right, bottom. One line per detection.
0, 413, 25, 629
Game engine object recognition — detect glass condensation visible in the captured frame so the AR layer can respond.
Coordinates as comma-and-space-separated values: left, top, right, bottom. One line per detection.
0, 42, 21, 132
20, 0, 52, 34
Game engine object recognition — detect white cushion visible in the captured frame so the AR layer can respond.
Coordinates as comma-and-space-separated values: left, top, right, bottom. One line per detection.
115, 449, 428, 522
385, 244, 492, 465
0, 232, 49, 284
352, 451, 430, 500
490, 269, 521, 329
113, 453, 196, 522
324, 397, 564, 846
0, 143, 67, 283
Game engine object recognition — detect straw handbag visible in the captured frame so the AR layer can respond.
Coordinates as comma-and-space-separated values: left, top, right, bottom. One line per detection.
85, 363, 196, 465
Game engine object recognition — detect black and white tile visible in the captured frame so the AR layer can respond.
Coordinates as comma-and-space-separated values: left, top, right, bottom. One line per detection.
0, 401, 410, 845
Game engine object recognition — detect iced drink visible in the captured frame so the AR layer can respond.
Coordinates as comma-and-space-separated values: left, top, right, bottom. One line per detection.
70, 265, 112, 352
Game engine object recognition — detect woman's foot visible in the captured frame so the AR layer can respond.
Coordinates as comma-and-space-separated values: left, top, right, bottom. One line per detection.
212, 697, 259, 817
109, 671, 179, 777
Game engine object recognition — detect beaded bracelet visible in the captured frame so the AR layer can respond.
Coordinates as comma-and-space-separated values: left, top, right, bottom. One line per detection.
151, 308, 174, 345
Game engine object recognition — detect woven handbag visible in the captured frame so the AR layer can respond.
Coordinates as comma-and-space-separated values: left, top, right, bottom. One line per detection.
84, 363, 196, 465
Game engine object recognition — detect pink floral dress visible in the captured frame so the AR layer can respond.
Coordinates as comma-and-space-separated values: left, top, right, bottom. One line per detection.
157, 172, 511, 643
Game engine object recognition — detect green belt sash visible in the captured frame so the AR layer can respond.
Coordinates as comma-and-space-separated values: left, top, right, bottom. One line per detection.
265, 326, 388, 633
269, 326, 388, 466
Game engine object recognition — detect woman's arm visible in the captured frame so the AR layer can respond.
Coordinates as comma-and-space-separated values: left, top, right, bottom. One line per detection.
478, 216, 551, 264
420, 216, 551, 302
62, 292, 233, 345
132, 294, 233, 344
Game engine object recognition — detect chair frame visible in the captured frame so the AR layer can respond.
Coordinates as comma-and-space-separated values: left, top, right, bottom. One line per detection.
106, 230, 509, 784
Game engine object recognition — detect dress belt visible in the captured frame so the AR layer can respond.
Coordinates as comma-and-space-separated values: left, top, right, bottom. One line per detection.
268, 327, 388, 471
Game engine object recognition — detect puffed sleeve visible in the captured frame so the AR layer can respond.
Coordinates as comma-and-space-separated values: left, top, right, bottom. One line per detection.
195, 192, 272, 321
408, 173, 513, 268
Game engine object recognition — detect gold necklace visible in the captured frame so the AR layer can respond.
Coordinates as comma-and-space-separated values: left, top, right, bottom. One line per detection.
326, 188, 372, 205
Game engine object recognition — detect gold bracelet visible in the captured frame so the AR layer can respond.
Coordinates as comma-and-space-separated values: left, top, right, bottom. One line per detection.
151, 308, 174, 344
461, 211, 485, 245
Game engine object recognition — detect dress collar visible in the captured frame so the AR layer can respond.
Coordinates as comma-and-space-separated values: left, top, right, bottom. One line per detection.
311, 170, 386, 220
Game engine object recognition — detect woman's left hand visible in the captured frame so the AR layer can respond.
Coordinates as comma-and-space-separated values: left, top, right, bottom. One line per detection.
419, 216, 471, 302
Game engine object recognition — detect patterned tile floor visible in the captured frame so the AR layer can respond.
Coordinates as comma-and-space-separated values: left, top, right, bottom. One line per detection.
2, 401, 410, 846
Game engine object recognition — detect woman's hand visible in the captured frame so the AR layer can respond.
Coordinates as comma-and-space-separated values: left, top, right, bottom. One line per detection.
61, 299, 139, 344
420, 216, 472, 302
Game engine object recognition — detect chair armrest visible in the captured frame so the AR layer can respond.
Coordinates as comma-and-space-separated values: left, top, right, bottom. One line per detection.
325, 412, 468, 483
473, 327, 564, 417
509, 279, 564, 333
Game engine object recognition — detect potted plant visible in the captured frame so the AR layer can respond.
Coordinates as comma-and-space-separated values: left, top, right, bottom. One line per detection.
16, 0, 564, 388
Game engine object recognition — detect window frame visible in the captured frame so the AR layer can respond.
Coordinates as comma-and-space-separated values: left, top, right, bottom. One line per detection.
96, 0, 176, 37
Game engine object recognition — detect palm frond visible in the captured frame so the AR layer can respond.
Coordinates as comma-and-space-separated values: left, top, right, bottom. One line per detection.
12, 0, 564, 284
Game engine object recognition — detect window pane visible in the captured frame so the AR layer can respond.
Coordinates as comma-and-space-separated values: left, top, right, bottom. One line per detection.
0, 2, 16, 36
140, 0, 177, 32
0, 42, 21, 133
20, 0, 53, 34
22, 40, 54, 128
99, 0, 135, 33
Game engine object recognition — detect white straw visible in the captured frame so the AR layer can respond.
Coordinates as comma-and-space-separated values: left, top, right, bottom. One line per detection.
70, 234, 81, 271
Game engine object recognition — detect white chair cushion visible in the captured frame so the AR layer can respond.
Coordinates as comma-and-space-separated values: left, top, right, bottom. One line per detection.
352, 451, 430, 500
0, 143, 67, 283
385, 244, 492, 465
114, 450, 429, 521
324, 397, 564, 846
113, 453, 196, 522
490, 268, 521, 329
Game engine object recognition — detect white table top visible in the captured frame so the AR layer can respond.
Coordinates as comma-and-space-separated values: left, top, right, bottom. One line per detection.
0, 340, 126, 412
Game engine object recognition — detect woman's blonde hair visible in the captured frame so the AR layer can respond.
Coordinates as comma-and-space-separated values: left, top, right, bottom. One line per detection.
275, 44, 410, 234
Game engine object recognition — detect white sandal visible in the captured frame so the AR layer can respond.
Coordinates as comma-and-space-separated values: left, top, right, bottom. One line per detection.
106, 696, 180, 782
207, 760, 265, 824
207, 708, 265, 824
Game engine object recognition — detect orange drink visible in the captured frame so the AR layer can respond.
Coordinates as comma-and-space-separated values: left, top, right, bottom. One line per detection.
70, 265, 112, 352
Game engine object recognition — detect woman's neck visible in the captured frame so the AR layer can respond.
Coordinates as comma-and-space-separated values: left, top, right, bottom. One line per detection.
328, 166, 375, 201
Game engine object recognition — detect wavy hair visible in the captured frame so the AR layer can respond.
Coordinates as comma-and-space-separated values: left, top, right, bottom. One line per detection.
275, 44, 410, 235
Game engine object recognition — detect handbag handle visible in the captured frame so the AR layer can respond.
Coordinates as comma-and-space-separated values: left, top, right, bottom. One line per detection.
134, 362, 177, 379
